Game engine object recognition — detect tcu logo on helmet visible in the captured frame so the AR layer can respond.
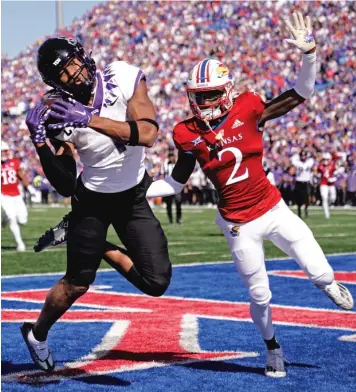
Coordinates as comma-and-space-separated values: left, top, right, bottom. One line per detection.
63, 37, 78, 46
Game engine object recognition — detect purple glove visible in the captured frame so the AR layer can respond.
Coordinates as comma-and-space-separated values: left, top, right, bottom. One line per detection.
25, 102, 50, 144
48, 97, 93, 130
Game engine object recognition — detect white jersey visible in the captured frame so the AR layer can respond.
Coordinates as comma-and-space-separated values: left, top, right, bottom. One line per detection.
294, 158, 314, 182
53, 61, 145, 193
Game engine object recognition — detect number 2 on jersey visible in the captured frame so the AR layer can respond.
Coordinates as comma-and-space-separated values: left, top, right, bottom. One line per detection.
217, 147, 249, 185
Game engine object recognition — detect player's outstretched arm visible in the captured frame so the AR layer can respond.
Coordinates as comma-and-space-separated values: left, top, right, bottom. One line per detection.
47, 80, 158, 148
17, 167, 36, 197
259, 12, 316, 127
146, 150, 196, 198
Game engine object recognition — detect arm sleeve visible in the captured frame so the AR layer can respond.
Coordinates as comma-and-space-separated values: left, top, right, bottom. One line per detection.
293, 52, 317, 99
146, 149, 196, 198
146, 176, 185, 198
36, 144, 77, 197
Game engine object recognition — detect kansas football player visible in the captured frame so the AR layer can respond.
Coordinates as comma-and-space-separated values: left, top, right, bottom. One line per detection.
317, 152, 338, 219
1, 142, 35, 251
144, 12, 355, 377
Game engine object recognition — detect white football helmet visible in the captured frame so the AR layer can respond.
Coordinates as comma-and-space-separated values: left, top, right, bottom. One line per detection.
186, 58, 234, 122
322, 152, 332, 165
1, 142, 10, 151
1, 142, 11, 162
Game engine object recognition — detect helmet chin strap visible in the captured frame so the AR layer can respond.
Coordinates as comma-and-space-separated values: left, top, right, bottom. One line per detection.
203, 115, 225, 142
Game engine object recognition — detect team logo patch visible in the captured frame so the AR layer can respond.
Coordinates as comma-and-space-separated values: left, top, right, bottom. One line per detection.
216, 64, 229, 78
191, 136, 203, 147
304, 34, 315, 43
230, 225, 240, 237
214, 129, 224, 141
232, 119, 244, 129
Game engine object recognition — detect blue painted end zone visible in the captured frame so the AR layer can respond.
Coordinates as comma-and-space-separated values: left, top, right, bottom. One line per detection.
2, 254, 356, 392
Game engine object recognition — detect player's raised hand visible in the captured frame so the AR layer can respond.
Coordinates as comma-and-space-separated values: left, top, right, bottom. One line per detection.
25, 101, 50, 144
283, 12, 315, 53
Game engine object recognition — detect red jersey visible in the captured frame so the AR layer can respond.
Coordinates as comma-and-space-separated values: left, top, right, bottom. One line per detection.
173, 92, 281, 223
318, 162, 336, 186
1, 158, 21, 196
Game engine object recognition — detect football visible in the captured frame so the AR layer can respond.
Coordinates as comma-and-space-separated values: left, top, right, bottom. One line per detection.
41, 96, 57, 108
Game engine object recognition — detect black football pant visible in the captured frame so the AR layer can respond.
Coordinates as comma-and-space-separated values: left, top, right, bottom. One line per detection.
294, 181, 310, 218
66, 172, 171, 296
164, 194, 182, 224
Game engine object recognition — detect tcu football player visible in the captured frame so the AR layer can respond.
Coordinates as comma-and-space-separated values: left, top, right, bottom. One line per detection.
1, 142, 35, 251
22, 37, 172, 372
33, 13, 353, 377
293, 150, 314, 218
317, 152, 337, 219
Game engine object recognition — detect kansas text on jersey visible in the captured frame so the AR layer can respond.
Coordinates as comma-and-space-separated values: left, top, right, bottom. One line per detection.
173, 92, 281, 223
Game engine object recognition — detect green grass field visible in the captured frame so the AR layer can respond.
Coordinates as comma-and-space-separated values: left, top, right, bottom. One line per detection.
2, 205, 356, 276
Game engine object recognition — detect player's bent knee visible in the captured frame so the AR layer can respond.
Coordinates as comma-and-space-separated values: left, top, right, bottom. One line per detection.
142, 264, 172, 297
61, 277, 90, 300
248, 285, 272, 306
18, 217, 28, 225
144, 272, 171, 297
143, 281, 170, 297
67, 269, 96, 288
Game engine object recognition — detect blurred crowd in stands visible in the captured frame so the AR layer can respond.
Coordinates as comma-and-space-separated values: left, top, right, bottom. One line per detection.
2, 1, 355, 206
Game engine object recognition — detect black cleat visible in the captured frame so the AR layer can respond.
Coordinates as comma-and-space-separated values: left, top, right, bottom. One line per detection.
33, 213, 71, 252
20, 322, 55, 372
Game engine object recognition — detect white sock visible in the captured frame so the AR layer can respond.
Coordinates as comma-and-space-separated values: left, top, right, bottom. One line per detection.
28, 328, 41, 344
250, 302, 274, 340
28, 329, 49, 361
9, 219, 24, 247
322, 199, 330, 219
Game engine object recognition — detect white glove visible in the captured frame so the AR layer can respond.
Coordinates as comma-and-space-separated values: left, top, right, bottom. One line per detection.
283, 12, 316, 53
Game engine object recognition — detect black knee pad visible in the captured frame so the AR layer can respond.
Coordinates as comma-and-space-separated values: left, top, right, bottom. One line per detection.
143, 267, 172, 297
142, 280, 170, 297
69, 269, 96, 287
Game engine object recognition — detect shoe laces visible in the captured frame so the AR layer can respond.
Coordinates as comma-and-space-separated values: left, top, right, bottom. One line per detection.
267, 349, 286, 369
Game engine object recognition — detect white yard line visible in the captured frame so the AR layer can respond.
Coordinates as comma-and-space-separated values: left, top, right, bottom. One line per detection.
315, 233, 353, 238
2, 252, 355, 279
309, 223, 356, 228
177, 251, 207, 256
